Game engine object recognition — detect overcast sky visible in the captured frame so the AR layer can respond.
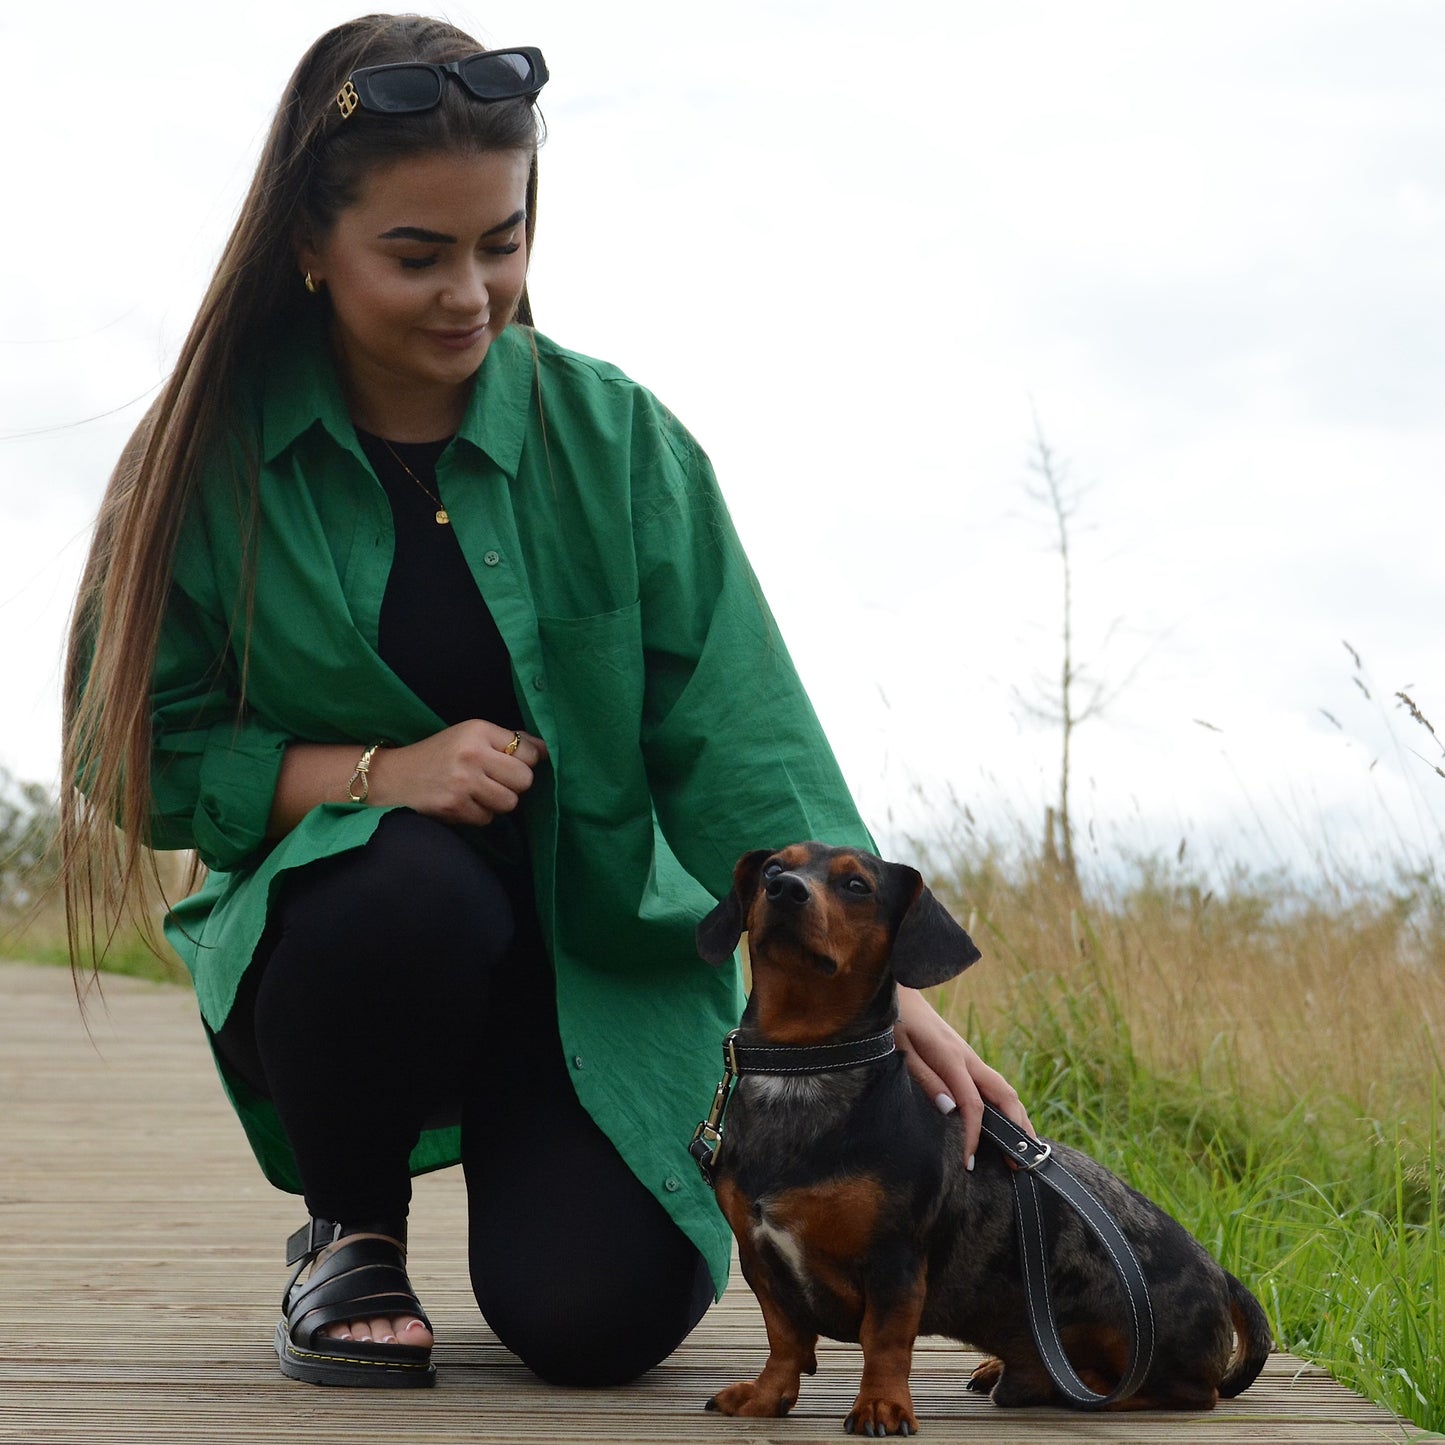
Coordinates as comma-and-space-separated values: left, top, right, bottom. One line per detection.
3, 1, 1443, 882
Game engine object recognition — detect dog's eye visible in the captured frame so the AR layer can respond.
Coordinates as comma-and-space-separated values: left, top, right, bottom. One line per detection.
762, 861, 784, 880
844, 877, 872, 896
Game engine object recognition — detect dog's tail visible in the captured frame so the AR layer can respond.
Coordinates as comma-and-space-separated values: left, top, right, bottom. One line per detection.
1218, 1272, 1272, 1398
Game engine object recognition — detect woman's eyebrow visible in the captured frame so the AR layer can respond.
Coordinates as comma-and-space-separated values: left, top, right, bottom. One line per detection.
376, 211, 526, 245
483, 209, 527, 237
377, 226, 457, 243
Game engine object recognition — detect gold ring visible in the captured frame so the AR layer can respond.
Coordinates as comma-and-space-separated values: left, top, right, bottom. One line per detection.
504, 731, 522, 755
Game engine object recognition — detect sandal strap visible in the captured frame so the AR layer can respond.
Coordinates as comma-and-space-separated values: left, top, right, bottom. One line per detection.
282, 1232, 431, 1346
285, 1215, 409, 1267
286, 1217, 343, 1267
293, 1291, 433, 1345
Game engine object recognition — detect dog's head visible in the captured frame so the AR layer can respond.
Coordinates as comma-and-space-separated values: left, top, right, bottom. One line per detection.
697, 842, 980, 1038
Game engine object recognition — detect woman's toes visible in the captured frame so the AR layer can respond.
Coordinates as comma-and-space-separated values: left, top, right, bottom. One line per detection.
316, 1315, 430, 1348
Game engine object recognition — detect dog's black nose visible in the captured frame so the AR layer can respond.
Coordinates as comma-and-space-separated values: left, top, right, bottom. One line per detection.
764, 871, 810, 907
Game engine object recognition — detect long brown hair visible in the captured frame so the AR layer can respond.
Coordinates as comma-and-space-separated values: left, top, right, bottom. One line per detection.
61, 14, 543, 973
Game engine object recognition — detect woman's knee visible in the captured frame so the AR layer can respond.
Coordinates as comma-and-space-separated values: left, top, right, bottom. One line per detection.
274, 811, 519, 966
474, 1253, 713, 1387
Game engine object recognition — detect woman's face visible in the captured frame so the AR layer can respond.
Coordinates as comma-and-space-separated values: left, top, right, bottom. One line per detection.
297, 147, 532, 437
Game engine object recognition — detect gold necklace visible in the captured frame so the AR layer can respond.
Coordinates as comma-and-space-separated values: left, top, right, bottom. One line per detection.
382, 438, 450, 525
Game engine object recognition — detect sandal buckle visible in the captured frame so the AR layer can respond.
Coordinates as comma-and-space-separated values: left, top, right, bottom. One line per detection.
285, 1216, 342, 1266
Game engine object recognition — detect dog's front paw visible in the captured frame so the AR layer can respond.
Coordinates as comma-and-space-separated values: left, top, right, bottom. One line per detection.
844, 1393, 919, 1437
705, 1380, 795, 1417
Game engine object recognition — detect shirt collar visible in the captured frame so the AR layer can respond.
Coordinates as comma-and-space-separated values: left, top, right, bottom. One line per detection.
260, 313, 536, 475
453, 324, 534, 476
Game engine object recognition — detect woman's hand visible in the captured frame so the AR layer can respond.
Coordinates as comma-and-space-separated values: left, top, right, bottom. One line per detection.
267, 722, 549, 839
367, 720, 548, 825
894, 985, 1034, 1170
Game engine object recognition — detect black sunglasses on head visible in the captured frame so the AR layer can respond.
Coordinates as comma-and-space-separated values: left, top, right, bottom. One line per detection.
336, 47, 548, 119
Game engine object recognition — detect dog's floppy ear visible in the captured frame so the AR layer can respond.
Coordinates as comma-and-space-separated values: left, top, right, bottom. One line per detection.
887, 865, 982, 988
696, 848, 775, 965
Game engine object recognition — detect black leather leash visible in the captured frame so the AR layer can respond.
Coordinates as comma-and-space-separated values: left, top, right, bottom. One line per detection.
979, 1103, 1156, 1406
689, 1029, 1156, 1407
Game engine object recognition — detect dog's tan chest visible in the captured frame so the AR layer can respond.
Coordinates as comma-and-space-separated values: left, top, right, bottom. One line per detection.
720, 1176, 888, 1315
750, 1208, 811, 1290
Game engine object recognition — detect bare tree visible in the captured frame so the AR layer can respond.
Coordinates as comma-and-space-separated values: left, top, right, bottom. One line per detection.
1015, 414, 1141, 891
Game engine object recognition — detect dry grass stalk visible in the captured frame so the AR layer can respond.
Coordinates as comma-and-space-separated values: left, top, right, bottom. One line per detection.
923, 838, 1443, 1136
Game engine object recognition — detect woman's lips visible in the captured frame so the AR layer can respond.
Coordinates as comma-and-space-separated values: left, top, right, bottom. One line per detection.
426, 323, 489, 351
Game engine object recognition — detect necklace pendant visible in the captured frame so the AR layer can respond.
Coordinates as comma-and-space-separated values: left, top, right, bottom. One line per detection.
435, 509, 450, 525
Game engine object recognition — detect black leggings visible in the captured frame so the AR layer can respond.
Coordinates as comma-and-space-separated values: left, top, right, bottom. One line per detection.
214, 811, 713, 1386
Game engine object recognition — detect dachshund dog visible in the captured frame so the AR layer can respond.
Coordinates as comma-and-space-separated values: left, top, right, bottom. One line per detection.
694, 842, 1270, 1436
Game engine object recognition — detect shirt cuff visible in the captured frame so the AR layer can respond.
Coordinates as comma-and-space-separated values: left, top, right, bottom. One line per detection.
189, 719, 290, 872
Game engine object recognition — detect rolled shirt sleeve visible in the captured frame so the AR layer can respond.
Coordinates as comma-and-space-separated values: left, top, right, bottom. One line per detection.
148, 578, 290, 871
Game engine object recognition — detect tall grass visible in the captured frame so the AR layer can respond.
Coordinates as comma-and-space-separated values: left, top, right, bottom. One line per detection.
2, 874, 193, 987
4, 905, 190, 985
914, 825, 1444, 1433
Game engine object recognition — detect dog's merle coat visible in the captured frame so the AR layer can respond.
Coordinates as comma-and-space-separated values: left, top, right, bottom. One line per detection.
696, 843, 1271, 1435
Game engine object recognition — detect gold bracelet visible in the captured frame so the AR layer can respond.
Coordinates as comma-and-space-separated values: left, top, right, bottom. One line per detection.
347, 741, 385, 803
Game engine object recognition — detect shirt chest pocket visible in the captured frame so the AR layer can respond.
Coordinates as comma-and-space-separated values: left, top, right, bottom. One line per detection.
535, 601, 646, 818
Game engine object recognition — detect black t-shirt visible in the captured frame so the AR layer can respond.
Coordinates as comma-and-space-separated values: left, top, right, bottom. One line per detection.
357, 431, 523, 730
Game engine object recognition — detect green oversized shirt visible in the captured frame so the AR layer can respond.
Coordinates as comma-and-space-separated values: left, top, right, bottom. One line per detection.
152, 320, 870, 1294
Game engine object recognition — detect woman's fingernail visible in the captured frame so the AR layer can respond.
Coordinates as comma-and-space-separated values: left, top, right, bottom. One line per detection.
934, 1093, 957, 1115
967, 1154, 977, 1172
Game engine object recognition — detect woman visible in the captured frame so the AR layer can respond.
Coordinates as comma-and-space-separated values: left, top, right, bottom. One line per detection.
63, 14, 1028, 1392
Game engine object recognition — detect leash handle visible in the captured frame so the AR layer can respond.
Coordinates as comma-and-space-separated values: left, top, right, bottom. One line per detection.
980, 1104, 1156, 1407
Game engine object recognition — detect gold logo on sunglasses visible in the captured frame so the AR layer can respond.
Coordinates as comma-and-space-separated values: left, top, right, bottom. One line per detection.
336, 81, 360, 119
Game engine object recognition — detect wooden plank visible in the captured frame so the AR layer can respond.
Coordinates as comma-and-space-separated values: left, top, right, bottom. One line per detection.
0, 961, 1421, 1444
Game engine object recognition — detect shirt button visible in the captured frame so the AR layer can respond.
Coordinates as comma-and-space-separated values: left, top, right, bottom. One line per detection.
533, 675, 547, 692
482, 550, 501, 567
572, 1054, 584, 1069
663, 1176, 682, 1193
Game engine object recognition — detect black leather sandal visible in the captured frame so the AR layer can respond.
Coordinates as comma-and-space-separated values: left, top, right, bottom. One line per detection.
275, 1217, 437, 1388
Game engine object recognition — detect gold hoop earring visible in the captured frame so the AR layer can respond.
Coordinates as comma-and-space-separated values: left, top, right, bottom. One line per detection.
304, 272, 318, 295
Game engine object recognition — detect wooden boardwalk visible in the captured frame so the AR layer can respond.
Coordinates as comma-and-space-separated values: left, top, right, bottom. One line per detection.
0, 960, 1427, 1444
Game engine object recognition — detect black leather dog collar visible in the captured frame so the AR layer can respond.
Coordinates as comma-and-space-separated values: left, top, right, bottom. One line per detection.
728, 1026, 896, 1075
689, 1027, 896, 1187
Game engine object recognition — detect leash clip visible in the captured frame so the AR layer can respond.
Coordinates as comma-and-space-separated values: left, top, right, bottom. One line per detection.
689, 1029, 742, 1189
688, 1121, 723, 1187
